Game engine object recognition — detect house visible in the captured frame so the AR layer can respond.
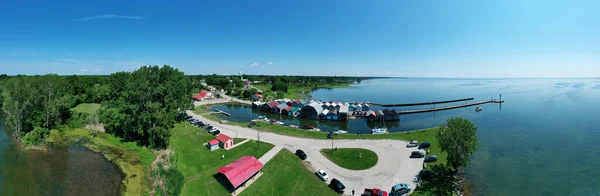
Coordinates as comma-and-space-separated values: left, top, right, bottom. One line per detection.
216, 156, 264, 191
299, 102, 324, 119
206, 139, 219, 151
216, 134, 234, 150
281, 106, 293, 116
383, 109, 400, 121
207, 86, 217, 92
251, 94, 262, 101
338, 104, 349, 121
367, 110, 377, 121
362, 103, 370, 111
251, 101, 263, 109
193, 90, 215, 101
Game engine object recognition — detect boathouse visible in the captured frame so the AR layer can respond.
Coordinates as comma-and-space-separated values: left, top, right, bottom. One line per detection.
383, 109, 400, 121
299, 102, 323, 119
267, 101, 279, 113
326, 110, 339, 120
338, 104, 349, 121
376, 110, 385, 121
252, 101, 263, 109
362, 103, 370, 111
319, 109, 329, 120
367, 110, 377, 121
276, 103, 289, 114
355, 104, 363, 111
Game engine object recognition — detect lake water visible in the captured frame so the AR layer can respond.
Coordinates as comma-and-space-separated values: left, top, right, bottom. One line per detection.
0, 114, 123, 196
210, 78, 600, 195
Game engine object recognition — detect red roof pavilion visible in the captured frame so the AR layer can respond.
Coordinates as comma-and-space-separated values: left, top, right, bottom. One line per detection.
217, 156, 264, 188
208, 139, 219, 145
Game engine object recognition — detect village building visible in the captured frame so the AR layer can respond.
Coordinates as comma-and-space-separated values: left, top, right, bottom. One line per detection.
362, 103, 370, 111
193, 90, 215, 101
276, 103, 289, 114
216, 134, 234, 150
266, 101, 279, 113
206, 139, 219, 151
338, 104, 349, 121
216, 156, 264, 193
376, 110, 385, 121
319, 109, 329, 120
252, 101, 263, 109
251, 94, 262, 101
367, 110, 377, 121
326, 109, 338, 120
355, 104, 363, 111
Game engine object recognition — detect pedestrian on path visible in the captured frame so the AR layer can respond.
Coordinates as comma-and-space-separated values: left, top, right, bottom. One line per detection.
221, 154, 225, 160
352, 189, 355, 195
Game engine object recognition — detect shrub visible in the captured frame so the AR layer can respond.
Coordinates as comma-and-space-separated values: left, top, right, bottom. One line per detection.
22, 126, 50, 146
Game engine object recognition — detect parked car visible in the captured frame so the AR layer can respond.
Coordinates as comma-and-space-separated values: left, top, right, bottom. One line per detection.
418, 142, 431, 149
410, 151, 425, 158
363, 188, 388, 196
390, 184, 411, 196
212, 130, 221, 136
296, 149, 307, 160
206, 125, 214, 130
406, 140, 418, 148
329, 178, 346, 194
327, 132, 334, 139
419, 170, 435, 181
424, 155, 438, 163
315, 169, 329, 181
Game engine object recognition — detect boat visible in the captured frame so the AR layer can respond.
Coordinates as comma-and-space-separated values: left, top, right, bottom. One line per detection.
333, 130, 348, 135
371, 128, 388, 134
289, 125, 299, 129
276, 121, 284, 125
475, 107, 483, 112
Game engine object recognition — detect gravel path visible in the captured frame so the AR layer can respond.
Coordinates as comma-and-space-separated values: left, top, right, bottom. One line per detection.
187, 110, 424, 194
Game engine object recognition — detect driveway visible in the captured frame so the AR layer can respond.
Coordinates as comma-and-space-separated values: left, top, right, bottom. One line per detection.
187, 110, 424, 194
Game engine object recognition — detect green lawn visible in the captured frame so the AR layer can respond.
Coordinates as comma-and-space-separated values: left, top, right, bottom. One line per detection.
320, 148, 378, 170
170, 122, 275, 196
70, 103, 101, 115
240, 149, 339, 196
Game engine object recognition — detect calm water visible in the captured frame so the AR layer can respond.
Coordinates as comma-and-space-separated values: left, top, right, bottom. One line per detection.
0, 114, 123, 196
211, 78, 600, 195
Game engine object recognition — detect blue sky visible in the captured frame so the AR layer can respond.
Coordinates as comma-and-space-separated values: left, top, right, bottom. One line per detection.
1, 0, 599, 77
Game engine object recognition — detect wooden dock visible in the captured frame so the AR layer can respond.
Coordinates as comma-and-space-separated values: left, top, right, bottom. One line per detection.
396, 99, 504, 114
371, 98, 475, 107
214, 109, 231, 116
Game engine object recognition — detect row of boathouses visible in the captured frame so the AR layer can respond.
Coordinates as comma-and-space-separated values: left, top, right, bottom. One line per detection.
251, 99, 401, 121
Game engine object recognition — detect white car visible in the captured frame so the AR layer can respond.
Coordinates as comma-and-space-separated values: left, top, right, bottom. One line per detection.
406, 140, 418, 148
315, 169, 329, 181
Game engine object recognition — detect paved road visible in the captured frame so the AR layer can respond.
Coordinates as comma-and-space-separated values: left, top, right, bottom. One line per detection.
187, 110, 424, 194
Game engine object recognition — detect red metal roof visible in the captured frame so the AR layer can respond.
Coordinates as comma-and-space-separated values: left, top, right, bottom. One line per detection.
217, 156, 264, 188
208, 139, 219, 145
267, 101, 279, 107
198, 90, 210, 97
216, 134, 232, 143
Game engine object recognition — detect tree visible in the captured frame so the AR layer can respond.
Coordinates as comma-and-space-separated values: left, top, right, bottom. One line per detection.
437, 117, 479, 172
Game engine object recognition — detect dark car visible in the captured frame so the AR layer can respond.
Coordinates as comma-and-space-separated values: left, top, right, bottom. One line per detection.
418, 142, 431, 149
327, 132, 334, 139
424, 155, 438, 163
248, 122, 256, 128
410, 151, 425, 158
419, 170, 435, 181
212, 130, 221, 136
329, 178, 346, 194
206, 125, 214, 130
296, 149, 307, 160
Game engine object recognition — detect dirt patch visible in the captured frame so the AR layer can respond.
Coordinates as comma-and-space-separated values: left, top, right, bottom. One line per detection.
148, 149, 172, 196
301, 160, 315, 172
85, 124, 106, 133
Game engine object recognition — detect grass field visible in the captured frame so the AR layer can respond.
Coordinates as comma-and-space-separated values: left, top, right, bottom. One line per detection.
70, 103, 101, 115
240, 149, 339, 196
169, 122, 275, 196
320, 148, 378, 170
47, 127, 154, 196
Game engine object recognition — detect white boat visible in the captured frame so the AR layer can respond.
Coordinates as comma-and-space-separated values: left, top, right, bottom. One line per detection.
333, 130, 348, 135
276, 121, 285, 125
371, 128, 388, 134
475, 107, 483, 112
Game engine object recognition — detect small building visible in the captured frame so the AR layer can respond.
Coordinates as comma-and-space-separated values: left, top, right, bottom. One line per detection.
383, 109, 400, 121
216, 134, 234, 150
367, 110, 377, 121
267, 101, 280, 113
216, 156, 264, 192
299, 102, 324, 119
277, 103, 289, 114
338, 104, 349, 121
206, 139, 219, 151
327, 103, 336, 111
355, 104, 363, 111
326, 110, 339, 120
251, 94, 262, 101
319, 109, 329, 119
362, 103, 370, 111
291, 100, 303, 108
376, 110, 385, 121
252, 101, 263, 109
193, 90, 215, 101
207, 86, 217, 92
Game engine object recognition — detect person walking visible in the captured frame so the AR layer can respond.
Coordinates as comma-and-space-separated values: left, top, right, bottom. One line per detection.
352, 189, 355, 195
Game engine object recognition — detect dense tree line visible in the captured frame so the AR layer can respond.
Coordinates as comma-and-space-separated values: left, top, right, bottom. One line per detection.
100, 66, 191, 149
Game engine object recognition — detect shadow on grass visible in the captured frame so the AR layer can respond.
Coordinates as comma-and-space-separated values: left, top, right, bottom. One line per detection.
415, 165, 457, 195
212, 173, 234, 194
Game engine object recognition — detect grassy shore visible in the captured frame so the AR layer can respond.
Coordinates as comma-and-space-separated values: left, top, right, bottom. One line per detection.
169, 122, 275, 195
320, 148, 378, 170
240, 149, 339, 196
46, 127, 154, 196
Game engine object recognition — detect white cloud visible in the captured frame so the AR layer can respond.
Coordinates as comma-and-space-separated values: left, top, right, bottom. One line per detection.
60, 59, 88, 65
72, 14, 144, 22
93, 69, 100, 72
81, 69, 88, 72
268, 62, 273, 65
249, 62, 259, 67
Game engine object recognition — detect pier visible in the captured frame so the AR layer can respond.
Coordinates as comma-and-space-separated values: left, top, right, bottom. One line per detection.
371, 98, 474, 107
396, 99, 504, 114
214, 109, 231, 116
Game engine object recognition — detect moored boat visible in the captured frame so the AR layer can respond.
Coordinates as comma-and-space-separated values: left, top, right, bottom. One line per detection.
371, 128, 388, 134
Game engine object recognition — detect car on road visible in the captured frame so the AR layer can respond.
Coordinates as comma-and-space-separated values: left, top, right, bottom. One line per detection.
410, 151, 425, 158
296, 149, 307, 160
424, 155, 438, 163
390, 183, 411, 196
418, 142, 431, 149
419, 170, 435, 181
406, 140, 418, 148
315, 169, 329, 181
327, 132, 334, 139
363, 188, 388, 196
329, 178, 346, 194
